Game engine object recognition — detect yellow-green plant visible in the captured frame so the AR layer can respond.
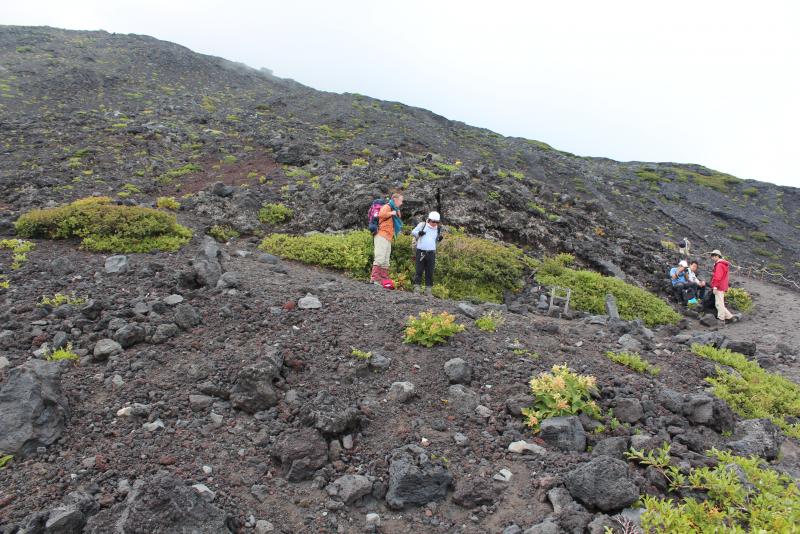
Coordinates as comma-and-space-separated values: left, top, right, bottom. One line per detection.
0, 238, 35, 269
606, 350, 660, 376
522, 364, 600, 432
351, 348, 372, 360
475, 311, 504, 332
208, 224, 239, 242
351, 157, 369, 167
14, 197, 192, 253
691, 344, 800, 438
403, 311, 465, 347
725, 287, 753, 313
0, 276, 8, 289
535, 254, 680, 326
45, 343, 79, 361
156, 196, 181, 210
627, 444, 799, 533
258, 203, 294, 224
0, 454, 12, 470
39, 292, 87, 307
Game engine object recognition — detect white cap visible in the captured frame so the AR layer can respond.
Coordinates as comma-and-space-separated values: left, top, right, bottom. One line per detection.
427, 211, 441, 222
679, 260, 688, 268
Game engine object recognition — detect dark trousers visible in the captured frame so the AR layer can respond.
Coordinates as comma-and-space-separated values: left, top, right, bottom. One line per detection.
687, 282, 706, 300
672, 282, 696, 304
414, 249, 436, 287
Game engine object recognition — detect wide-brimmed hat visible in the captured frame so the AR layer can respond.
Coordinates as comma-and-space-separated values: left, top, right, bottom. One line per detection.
709, 249, 723, 257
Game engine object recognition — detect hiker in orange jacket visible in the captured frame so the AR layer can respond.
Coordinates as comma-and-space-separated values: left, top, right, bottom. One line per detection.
709, 249, 736, 322
370, 192, 403, 283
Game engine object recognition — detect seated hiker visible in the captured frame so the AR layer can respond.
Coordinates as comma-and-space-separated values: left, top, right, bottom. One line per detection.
685, 260, 707, 303
670, 259, 695, 305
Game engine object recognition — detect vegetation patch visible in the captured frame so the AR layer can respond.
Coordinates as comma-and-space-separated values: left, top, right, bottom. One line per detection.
691, 344, 800, 438
725, 287, 753, 312
156, 163, 202, 185
475, 311, 504, 332
627, 444, 799, 533
15, 197, 192, 253
259, 230, 535, 302
156, 196, 181, 210
45, 343, 80, 362
606, 350, 660, 376
258, 203, 294, 224
39, 292, 87, 307
522, 364, 600, 433
403, 311, 464, 347
208, 224, 240, 242
0, 239, 35, 269
0, 455, 12, 470
350, 348, 372, 360
535, 254, 680, 326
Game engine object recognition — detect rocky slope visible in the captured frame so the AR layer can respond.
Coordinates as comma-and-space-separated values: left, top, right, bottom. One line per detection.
0, 26, 799, 534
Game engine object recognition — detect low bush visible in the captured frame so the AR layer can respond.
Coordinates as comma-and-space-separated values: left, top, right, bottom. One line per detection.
522, 364, 600, 432
606, 350, 660, 376
156, 196, 181, 210
475, 311, 504, 332
627, 444, 799, 533
535, 254, 681, 326
45, 343, 79, 361
725, 287, 753, 312
691, 344, 800, 438
258, 203, 294, 224
208, 224, 239, 242
0, 455, 12, 470
350, 348, 372, 360
259, 230, 536, 302
0, 239, 35, 269
39, 292, 87, 307
15, 197, 192, 253
403, 311, 464, 347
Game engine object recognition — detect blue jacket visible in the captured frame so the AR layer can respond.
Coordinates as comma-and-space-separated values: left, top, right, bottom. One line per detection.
670, 267, 688, 286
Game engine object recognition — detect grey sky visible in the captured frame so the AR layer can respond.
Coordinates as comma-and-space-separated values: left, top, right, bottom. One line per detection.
5, 1, 800, 187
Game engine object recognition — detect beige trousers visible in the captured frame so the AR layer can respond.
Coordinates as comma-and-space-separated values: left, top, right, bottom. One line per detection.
713, 288, 734, 321
373, 235, 391, 268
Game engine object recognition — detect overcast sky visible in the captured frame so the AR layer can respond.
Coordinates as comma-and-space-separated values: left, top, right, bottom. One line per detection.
5, 1, 800, 187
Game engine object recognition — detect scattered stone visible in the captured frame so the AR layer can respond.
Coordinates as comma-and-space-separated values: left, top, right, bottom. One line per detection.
447, 384, 480, 414
508, 440, 546, 455
113, 324, 146, 349
327, 474, 373, 504
230, 361, 282, 414
444, 357, 472, 384
104, 255, 129, 274
255, 520, 275, 534
368, 353, 391, 372
453, 433, 469, 446
116, 403, 150, 418
457, 302, 480, 319
51, 331, 69, 350
142, 420, 165, 432
272, 427, 328, 482
523, 519, 561, 534
298, 294, 322, 309
192, 483, 216, 502
0, 356, 9, 370
216, 271, 241, 289
0, 360, 69, 457
539, 416, 586, 452
387, 381, 415, 403
727, 418, 783, 460
614, 398, 644, 424
475, 405, 492, 418
44, 506, 85, 533
151, 323, 179, 344
493, 468, 513, 482
592, 436, 628, 459
506, 394, 535, 416
385, 445, 452, 509
604, 294, 620, 320
257, 253, 279, 264
50, 257, 75, 276
365, 513, 381, 527
93, 339, 122, 361
564, 456, 639, 512
189, 394, 214, 412
452, 477, 499, 508
617, 334, 642, 352
163, 294, 184, 306
174, 303, 202, 330
84, 474, 232, 533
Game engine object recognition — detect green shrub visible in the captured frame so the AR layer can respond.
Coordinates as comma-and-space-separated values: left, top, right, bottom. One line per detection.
636, 169, 664, 184
742, 186, 758, 196
691, 344, 800, 438
46, 343, 79, 361
0, 276, 8, 289
522, 364, 600, 432
156, 163, 201, 185
0, 455, 12, 470
606, 350, 660, 376
627, 444, 799, 533
208, 224, 239, 242
475, 311, 504, 332
259, 230, 535, 302
350, 348, 372, 360
156, 196, 180, 210
351, 157, 369, 168
0, 239, 35, 269
535, 255, 680, 326
39, 292, 86, 307
725, 287, 753, 312
728, 234, 746, 242
660, 240, 678, 251
403, 311, 464, 347
14, 197, 192, 253
754, 247, 780, 259
749, 231, 768, 242
258, 203, 294, 224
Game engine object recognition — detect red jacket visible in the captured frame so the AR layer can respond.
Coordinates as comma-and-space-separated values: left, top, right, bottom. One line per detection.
710, 259, 730, 291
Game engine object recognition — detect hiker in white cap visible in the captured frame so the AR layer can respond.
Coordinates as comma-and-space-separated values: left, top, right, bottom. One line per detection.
670, 259, 694, 305
411, 211, 444, 296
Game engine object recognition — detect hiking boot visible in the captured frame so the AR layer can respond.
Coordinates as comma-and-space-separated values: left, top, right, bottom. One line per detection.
413, 285, 421, 294
424, 286, 433, 297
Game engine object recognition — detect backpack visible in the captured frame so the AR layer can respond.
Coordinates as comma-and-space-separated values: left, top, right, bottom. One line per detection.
367, 199, 388, 235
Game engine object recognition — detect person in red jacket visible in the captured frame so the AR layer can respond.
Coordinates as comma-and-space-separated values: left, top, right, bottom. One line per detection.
709, 249, 735, 321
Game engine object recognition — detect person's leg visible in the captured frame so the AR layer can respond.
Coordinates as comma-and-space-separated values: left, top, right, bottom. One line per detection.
373, 236, 390, 281
674, 283, 689, 305
714, 289, 734, 320
425, 251, 436, 288
413, 249, 424, 289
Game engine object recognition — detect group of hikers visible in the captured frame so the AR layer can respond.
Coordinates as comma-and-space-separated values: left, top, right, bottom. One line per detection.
368, 192, 443, 295
670, 243, 739, 322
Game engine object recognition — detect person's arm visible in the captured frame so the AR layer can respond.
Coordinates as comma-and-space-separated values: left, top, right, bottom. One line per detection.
378, 204, 395, 221
710, 264, 720, 289
412, 223, 425, 237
